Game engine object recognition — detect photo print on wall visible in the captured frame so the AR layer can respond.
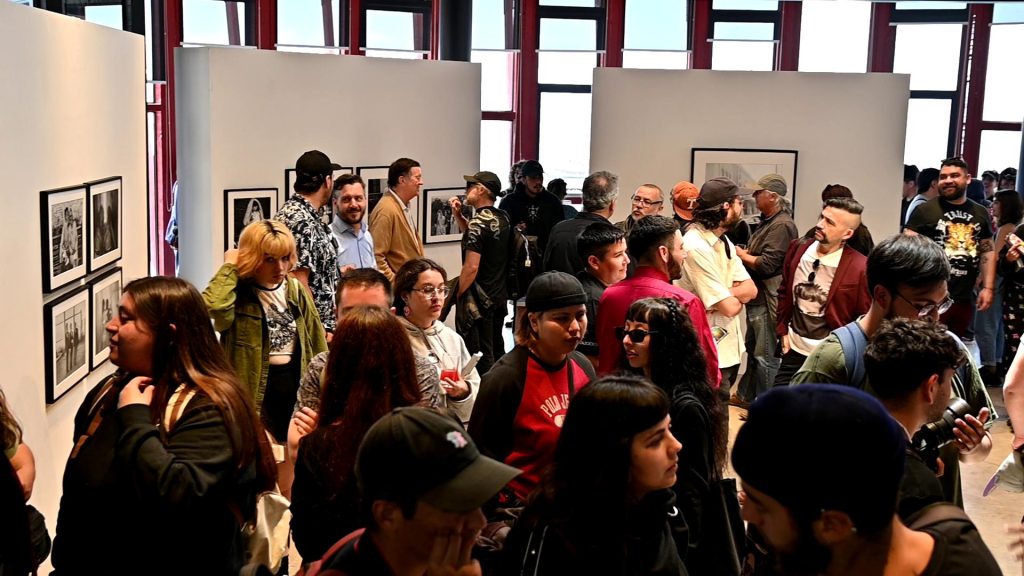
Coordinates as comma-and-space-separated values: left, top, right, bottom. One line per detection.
44, 286, 90, 403
224, 188, 279, 251
423, 187, 472, 244
359, 165, 419, 233
89, 267, 122, 369
87, 176, 122, 272
41, 185, 88, 292
691, 148, 799, 227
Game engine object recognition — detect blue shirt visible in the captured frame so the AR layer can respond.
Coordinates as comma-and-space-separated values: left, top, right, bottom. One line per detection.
331, 216, 377, 270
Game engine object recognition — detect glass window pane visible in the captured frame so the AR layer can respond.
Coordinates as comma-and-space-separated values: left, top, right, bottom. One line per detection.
895, 2, 966, 9
711, 41, 774, 71
538, 52, 599, 84
994, 3, 1024, 24
625, 0, 687, 50
363, 50, 426, 59
540, 18, 597, 50
540, 0, 599, 6
904, 98, 952, 169
713, 0, 777, 10
278, 0, 340, 47
144, 0, 153, 81
183, 0, 247, 45
84, 6, 122, 30
798, 0, 870, 73
983, 24, 1024, 122
472, 0, 512, 50
366, 10, 415, 50
622, 50, 689, 70
893, 24, 963, 91
713, 22, 774, 41
978, 131, 1022, 179
481, 120, 513, 177
539, 92, 592, 191
472, 51, 514, 111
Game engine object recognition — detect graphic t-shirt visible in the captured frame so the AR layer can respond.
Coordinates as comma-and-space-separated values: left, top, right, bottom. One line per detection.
906, 197, 993, 302
462, 206, 510, 302
788, 242, 843, 356
255, 281, 296, 358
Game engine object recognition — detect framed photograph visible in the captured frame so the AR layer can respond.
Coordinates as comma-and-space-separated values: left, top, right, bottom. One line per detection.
86, 176, 122, 272
224, 188, 278, 251
423, 187, 471, 244
41, 185, 88, 292
44, 286, 90, 403
691, 148, 799, 226
89, 267, 122, 369
359, 166, 420, 233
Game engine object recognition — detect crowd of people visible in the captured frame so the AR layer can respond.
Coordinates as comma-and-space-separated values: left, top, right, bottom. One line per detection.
3, 152, 1024, 576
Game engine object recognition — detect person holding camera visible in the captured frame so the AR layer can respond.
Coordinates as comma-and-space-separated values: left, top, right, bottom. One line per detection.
864, 318, 991, 520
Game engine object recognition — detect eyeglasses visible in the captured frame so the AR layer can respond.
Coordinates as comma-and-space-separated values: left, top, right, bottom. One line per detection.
807, 259, 822, 284
895, 291, 954, 318
631, 195, 663, 208
616, 326, 659, 342
411, 285, 449, 299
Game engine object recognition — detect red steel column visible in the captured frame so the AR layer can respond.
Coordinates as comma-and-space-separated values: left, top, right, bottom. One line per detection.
691, 0, 711, 69
515, 0, 539, 161
868, 2, 895, 73
777, 1, 801, 71
604, 0, 625, 68
960, 4, 993, 170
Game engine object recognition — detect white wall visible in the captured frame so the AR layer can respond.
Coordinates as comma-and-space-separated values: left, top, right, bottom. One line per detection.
591, 69, 910, 239
0, 0, 148, 543
176, 48, 481, 287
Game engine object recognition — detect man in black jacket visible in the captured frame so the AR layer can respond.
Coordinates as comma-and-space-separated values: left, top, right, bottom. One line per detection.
542, 170, 619, 275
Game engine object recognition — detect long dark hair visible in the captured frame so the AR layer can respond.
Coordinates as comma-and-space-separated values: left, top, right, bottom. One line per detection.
521, 375, 669, 555
994, 189, 1024, 227
623, 297, 727, 475
310, 306, 421, 493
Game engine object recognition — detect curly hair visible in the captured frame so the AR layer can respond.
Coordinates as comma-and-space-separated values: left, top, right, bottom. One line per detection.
865, 318, 965, 406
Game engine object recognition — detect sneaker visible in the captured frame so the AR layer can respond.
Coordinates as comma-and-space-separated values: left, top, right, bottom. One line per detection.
728, 393, 750, 409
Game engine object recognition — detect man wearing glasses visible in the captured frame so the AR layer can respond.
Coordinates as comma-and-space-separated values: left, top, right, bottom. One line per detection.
616, 184, 664, 235
773, 197, 870, 387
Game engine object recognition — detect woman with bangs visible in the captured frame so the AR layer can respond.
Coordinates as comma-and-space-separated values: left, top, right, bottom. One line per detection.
203, 219, 327, 494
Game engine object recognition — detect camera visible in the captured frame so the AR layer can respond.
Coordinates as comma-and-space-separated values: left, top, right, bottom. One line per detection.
910, 398, 974, 473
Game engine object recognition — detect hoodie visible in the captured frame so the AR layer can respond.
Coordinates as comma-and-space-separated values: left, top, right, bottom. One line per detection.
398, 317, 481, 424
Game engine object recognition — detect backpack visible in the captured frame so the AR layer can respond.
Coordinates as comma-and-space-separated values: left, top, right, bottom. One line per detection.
834, 321, 869, 389
505, 217, 540, 301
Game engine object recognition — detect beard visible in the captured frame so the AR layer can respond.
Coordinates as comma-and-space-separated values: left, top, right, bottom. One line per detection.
770, 521, 833, 576
340, 208, 364, 225
667, 257, 683, 281
939, 182, 966, 201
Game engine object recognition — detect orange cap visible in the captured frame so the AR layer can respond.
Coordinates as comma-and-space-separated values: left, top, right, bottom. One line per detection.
671, 181, 700, 217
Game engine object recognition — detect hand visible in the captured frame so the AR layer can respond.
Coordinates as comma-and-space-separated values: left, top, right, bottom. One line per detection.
735, 246, 748, 260
224, 249, 239, 265
118, 376, 154, 408
1009, 523, 1024, 561
448, 197, 463, 214
293, 407, 319, 437
977, 287, 993, 311
954, 408, 989, 454
442, 377, 471, 401
426, 517, 485, 576
326, 331, 333, 344
781, 334, 790, 355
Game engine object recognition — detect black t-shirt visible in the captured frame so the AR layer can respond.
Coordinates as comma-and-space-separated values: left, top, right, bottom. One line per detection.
919, 519, 1002, 576
499, 188, 566, 252
462, 206, 511, 301
906, 197, 993, 301
897, 449, 946, 522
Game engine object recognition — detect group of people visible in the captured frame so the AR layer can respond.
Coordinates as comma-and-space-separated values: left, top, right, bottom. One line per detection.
3, 151, 1023, 576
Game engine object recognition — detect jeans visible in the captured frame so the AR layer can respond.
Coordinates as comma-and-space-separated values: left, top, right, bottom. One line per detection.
773, 349, 808, 388
974, 279, 1004, 367
737, 303, 780, 402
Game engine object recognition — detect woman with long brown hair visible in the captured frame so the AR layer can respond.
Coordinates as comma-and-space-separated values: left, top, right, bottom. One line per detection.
289, 306, 422, 564
52, 277, 274, 576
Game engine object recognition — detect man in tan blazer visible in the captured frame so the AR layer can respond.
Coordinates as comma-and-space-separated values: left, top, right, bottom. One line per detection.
370, 157, 425, 281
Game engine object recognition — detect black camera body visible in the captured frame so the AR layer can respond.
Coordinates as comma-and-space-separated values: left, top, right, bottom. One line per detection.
910, 398, 974, 473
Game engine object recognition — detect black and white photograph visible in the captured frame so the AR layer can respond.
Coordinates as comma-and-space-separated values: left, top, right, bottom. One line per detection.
691, 148, 799, 226
89, 267, 122, 369
41, 185, 88, 292
44, 286, 90, 403
87, 176, 122, 271
423, 187, 471, 244
224, 188, 278, 251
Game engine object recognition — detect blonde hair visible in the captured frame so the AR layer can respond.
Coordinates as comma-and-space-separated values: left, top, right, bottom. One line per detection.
236, 220, 297, 279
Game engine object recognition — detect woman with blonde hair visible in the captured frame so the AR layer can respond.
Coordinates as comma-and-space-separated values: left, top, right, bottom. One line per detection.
203, 219, 326, 493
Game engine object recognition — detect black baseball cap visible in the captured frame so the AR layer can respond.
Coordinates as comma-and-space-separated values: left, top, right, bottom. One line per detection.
356, 407, 520, 512
295, 150, 342, 189
525, 271, 588, 312
464, 171, 504, 197
520, 160, 544, 179
698, 177, 754, 209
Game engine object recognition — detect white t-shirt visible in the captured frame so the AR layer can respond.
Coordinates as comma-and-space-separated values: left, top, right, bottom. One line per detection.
255, 280, 297, 359
788, 242, 843, 356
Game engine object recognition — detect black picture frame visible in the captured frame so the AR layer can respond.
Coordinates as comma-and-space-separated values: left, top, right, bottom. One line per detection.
89, 267, 122, 369
40, 185, 88, 293
86, 176, 123, 272
224, 188, 279, 252
422, 187, 471, 245
690, 148, 799, 226
44, 285, 90, 404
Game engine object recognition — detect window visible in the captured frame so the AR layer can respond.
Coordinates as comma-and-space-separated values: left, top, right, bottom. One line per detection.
895, 2, 966, 10
893, 24, 963, 91
798, 1, 870, 73
538, 18, 599, 85
473, 52, 515, 111
540, 0, 602, 6
481, 120, 514, 176
183, 0, 248, 46
904, 98, 953, 169
361, 1, 431, 57
84, 6, 122, 30
713, 0, 777, 10
278, 0, 341, 49
982, 24, 1024, 122
623, 0, 688, 69
978, 130, 1022, 177
709, 5, 779, 72
473, 0, 515, 172
539, 92, 592, 191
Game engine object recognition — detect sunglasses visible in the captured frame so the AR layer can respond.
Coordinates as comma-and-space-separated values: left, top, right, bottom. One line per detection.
807, 258, 821, 284
616, 326, 659, 342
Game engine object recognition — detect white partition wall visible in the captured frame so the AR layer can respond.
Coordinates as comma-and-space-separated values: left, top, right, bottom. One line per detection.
591, 69, 910, 239
175, 48, 482, 287
0, 1, 148, 536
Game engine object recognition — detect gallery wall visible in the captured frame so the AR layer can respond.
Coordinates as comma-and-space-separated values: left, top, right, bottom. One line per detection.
0, 0, 148, 540
591, 69, 910, 240
175, 47, 482, 288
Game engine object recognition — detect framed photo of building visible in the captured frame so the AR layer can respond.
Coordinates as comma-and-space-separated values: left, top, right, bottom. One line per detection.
41, 185, 88, 292
89, 267, 122, 369
690, 148, 799, 226
86, 176, 122, 272
224, 188, 278, 251
44, 286, 90, 403
423, 187, 470, 244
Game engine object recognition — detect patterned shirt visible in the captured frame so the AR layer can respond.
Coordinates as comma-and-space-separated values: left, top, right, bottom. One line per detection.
274, 195, 339, 331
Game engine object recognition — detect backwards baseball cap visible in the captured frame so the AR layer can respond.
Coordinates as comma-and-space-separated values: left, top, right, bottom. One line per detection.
525, 271, 587, 312
671, 181, 700, 218
698, 177, 754, 209
756, 174, 788, 196
1002, 167, 1018, 181
356, 407, 520, 513
295, 150, 342, 190
463, 171, 504, 197
520, 160, 544, 179
732, 384, 905, 532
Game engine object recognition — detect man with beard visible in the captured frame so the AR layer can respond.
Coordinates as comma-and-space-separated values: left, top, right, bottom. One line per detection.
678, 177, 758, 396
615, 184, 664, 235
906, 158, 995, 342
774, 198, 870, 387
733, 384, 1001, 576
595, 215, 720, 388
498, 160, 565, 254
331, 174, 376, 272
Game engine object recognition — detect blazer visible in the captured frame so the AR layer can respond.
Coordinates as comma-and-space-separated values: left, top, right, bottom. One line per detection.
369, 191, 423, 281
775, 238, 870, 338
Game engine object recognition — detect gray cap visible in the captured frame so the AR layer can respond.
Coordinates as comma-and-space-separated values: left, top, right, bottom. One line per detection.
756, 174, 788, 196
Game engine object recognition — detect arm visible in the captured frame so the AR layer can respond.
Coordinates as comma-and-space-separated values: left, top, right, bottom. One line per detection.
742, 220, 796, 278
775, 240, 801, 337
449, 197, 469, 233
1005, 343, 1024, 452
291, 268, 313, 300
10, 443, 35, 500
288, 353, 327, 461
458, 251, 482, 298
730, 278, 757, 305
468, 359, 522, 463
977, 238, 996, 311
791, 337, 848, 386
446, 338, 481, 424
683, 297, 721, 388
201, 262, 241, 332
682, 244, 745, 318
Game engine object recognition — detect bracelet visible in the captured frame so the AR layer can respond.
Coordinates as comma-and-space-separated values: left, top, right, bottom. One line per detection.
982, 286, 994, 291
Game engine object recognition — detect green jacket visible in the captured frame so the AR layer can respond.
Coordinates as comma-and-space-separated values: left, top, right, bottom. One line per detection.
202, 263, 327, 409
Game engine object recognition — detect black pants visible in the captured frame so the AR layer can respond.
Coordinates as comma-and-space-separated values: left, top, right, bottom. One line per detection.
466, 305, 507, 376
772, 349, 807, 388
262, 357, 300, 443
